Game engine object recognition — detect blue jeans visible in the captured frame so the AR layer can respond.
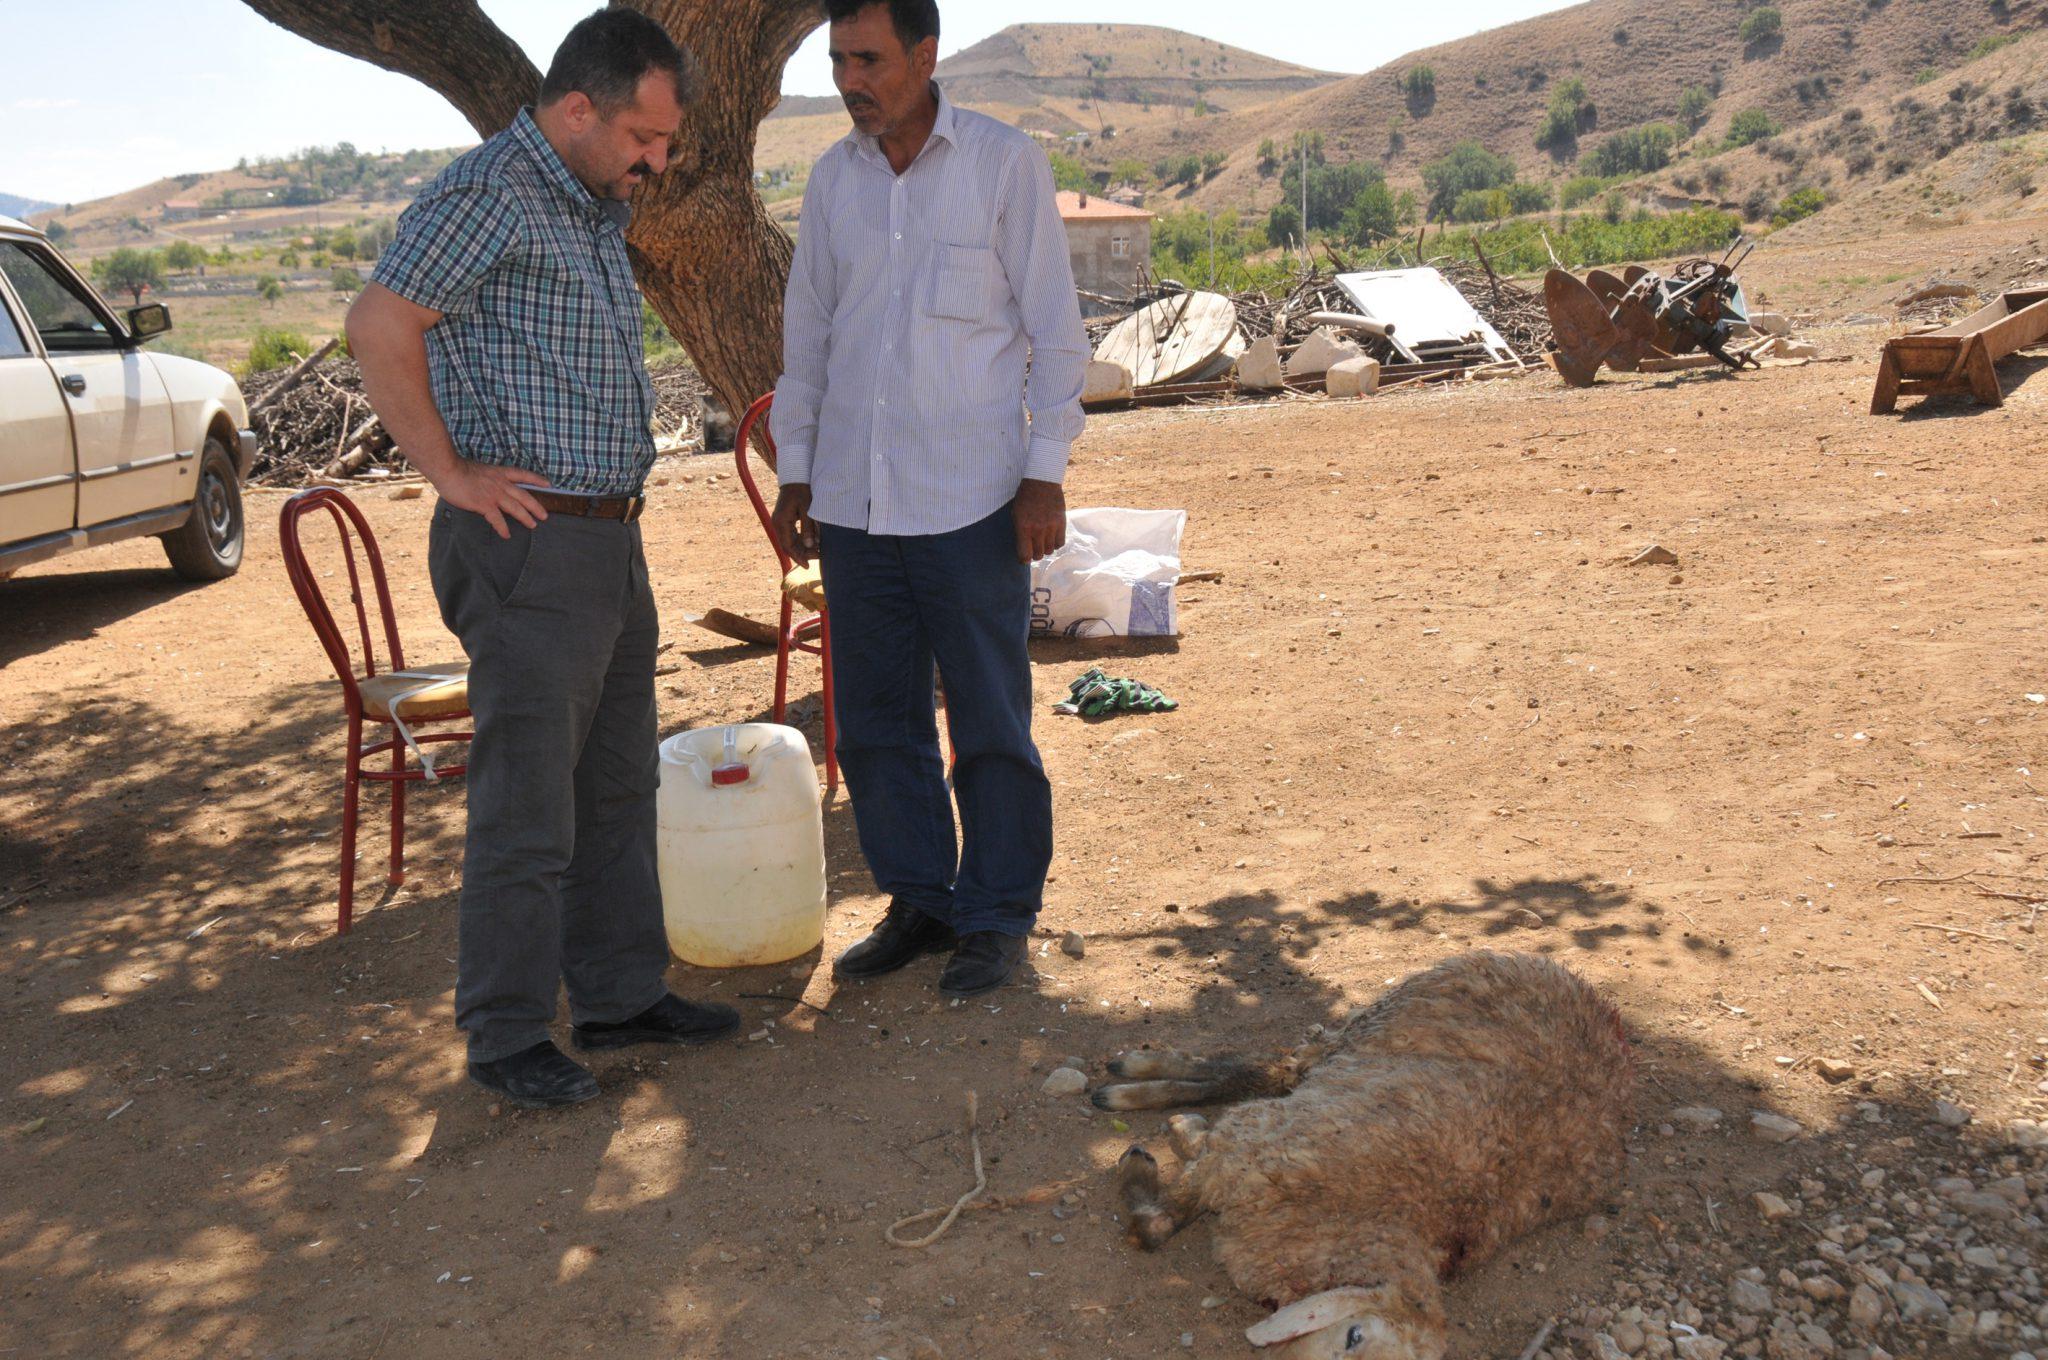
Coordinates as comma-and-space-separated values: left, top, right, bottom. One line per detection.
817, 505, 1052, 938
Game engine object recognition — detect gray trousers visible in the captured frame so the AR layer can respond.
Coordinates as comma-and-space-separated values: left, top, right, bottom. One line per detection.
427, 503, 670, 1062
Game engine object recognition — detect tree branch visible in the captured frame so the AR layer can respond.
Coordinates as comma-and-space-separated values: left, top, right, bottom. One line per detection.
239, 0, 539, 137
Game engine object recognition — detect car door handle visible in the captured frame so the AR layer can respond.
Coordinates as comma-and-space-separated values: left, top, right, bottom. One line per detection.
60, 373, 87, 395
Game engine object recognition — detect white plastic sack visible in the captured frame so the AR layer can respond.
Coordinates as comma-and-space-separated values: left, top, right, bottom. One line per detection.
1029, 507, 1186, 639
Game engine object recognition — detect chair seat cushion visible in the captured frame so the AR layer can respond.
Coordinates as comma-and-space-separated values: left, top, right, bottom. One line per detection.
782, 562, 826, 613
359, 662, 470, 721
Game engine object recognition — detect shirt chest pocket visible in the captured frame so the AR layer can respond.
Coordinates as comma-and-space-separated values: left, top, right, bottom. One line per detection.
929, 242, 999, 322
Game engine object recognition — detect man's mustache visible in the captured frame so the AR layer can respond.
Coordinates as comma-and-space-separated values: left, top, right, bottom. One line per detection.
844, 96, 877, 113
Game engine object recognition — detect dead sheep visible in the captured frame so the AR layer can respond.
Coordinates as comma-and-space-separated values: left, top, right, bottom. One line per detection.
1096, 950, 1634, 1359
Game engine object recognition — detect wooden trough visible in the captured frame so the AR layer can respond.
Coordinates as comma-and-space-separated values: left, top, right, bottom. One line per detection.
1871, 287, 2048, 414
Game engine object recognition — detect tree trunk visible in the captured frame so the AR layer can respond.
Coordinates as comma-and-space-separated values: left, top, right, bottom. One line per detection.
238, 0, 826, 418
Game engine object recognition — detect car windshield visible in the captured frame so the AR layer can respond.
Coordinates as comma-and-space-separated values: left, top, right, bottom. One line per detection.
0, 241, 115, 351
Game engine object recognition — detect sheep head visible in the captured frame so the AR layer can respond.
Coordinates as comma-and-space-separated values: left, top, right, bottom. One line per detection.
1244, 1286, 1445, 1360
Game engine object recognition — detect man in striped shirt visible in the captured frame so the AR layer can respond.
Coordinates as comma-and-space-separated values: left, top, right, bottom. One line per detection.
771, 0, 1091, 998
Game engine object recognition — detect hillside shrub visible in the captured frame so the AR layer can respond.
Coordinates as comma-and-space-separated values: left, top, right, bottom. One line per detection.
1968, 32, 2017, 62
1728, 108, 1781, 145
1560, 174, 1621, 208
1772, 186, 1827, 226
244, 327, 312, 376
1677, 84, 1715, 130
1740, 7, 1783, 49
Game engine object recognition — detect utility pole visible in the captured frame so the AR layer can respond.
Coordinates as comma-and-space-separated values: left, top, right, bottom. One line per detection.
1207, 212, 1215, 289
1301, 132, 1309, 247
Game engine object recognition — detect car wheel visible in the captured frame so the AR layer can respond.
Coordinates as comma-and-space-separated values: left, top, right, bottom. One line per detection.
162, 437, 245, 580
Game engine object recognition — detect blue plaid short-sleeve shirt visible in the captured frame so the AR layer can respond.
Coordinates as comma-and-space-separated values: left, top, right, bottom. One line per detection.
373, 109, 657, 495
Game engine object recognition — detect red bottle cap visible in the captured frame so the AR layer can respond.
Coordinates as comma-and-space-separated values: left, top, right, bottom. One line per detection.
711, 763, 750, 786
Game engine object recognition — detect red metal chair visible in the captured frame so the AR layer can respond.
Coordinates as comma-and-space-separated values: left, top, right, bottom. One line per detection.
279, 488, 472, 933
733, 392, 839, 794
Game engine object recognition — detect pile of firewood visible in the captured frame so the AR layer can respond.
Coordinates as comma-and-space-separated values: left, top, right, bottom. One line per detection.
243, 342, 398, 485
242, 343, 711, 487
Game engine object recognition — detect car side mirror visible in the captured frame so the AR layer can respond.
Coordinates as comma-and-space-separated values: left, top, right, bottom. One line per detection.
127, 303, 172, 342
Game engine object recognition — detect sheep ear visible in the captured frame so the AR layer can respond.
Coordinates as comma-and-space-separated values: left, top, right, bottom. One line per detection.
1245, 1289, 1384, 1347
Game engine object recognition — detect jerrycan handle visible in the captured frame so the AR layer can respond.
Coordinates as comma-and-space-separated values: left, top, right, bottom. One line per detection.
711, 725, 751, 787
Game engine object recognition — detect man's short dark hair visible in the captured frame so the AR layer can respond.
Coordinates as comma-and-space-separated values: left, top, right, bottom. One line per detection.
539, 8, 694, 114
825, 0, 940, 49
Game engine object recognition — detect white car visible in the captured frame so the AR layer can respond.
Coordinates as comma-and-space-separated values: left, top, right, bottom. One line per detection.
0, 213, 257, 581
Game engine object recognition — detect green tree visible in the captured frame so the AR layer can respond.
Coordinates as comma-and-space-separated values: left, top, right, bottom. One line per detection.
1422, 141, 1516, 219
257, 276, 285, 306
331, 265, 364, 291
1047, 151, 1092, 194
328, 226, 359, 261
1340, 181, 1398, 243
1280, 158, 1391, 232
1266, 200, 1302, 248
1740, 7, 1783, 49
1584, 124, 1679, 177
277, 249, 301, 267
1403, 65, 1437, 112
98, 247, 163, 305
1537, 77, 1596, 152
45, 221, 71, 245
162, 240, 208, 271
1728, 108, 1781, 146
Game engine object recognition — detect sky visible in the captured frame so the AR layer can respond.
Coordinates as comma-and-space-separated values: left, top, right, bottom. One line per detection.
0, 0, 1578, 206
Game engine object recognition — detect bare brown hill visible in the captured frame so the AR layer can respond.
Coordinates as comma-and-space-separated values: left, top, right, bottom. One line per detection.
1107, 0, 2045, 216
769, 21, 1344, 122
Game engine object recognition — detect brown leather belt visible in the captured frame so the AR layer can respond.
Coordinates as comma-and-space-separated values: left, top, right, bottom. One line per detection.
528, 489, 645, 522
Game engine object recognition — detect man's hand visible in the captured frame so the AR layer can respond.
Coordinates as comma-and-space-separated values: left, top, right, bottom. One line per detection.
1013, 478, 1066, 563
772, 483, 818, 565
434, 458, 551, 539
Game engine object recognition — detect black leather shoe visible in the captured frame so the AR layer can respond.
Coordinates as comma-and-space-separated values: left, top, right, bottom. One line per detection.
468, 1040, 600, 1109
833, 899, 957, 980
572, 993, 742, 1050
938, 931, 1028, 998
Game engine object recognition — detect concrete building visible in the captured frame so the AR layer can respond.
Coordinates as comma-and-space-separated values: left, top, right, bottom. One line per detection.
1056, 190, 1152, 311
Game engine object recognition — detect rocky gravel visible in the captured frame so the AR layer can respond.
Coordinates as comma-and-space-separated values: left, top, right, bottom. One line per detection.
1534, 1104, 2047, 1360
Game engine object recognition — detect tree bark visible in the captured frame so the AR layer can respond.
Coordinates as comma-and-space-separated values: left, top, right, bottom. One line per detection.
238, 0, 827, 418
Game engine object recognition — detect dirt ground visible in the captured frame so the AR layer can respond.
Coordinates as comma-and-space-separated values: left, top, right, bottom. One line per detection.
4, 222, 2048, 1360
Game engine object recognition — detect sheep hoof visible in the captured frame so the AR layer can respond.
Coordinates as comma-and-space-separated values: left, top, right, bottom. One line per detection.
1167, 1113, 1210, 1160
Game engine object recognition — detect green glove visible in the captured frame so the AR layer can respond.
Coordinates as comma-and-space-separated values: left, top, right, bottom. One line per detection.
1053, 668, 1178, 717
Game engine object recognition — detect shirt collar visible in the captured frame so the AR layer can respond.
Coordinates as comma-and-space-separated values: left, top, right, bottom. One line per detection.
848, 82, 957, 167
511, 108, 616, 224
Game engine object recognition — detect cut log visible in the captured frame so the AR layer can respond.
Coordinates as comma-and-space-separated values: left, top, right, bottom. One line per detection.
688, 608, 778, 647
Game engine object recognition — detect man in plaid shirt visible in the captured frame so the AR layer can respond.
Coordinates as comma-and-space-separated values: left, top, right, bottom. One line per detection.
347, 8, 738, 1109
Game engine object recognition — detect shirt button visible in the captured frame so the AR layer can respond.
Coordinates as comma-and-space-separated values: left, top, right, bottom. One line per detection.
893, 232, 902, 240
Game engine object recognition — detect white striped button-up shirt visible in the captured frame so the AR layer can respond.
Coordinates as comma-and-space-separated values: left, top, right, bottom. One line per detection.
771, 86, 1090, 536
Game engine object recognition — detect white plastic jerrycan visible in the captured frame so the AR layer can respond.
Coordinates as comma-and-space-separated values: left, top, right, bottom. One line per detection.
656, 722, 827, 967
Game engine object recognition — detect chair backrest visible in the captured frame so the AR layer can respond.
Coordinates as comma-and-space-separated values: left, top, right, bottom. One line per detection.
733, 392, 791, 574
278, 487, 405, 719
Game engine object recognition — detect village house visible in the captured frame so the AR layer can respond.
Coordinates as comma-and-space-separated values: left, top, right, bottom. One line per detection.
1056, 189, 1152, 311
